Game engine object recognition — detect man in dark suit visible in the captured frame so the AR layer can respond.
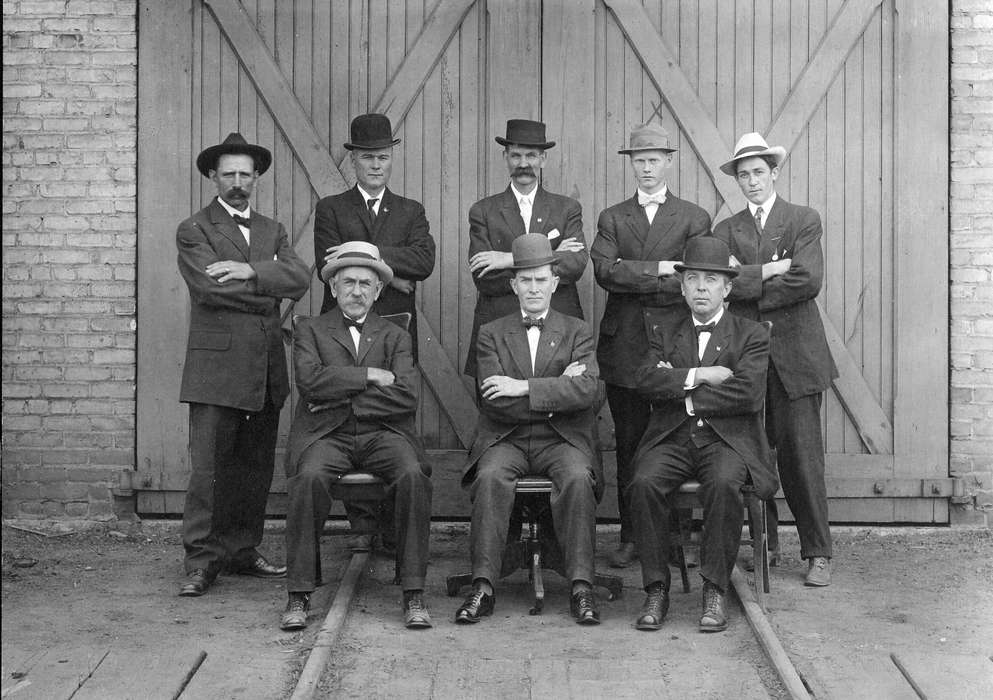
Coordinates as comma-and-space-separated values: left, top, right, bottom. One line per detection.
176, 133, 310, 597
455, 234, 604, 626
627, 236, 776, 633
281, 242, 433, 631
713, 133, 838, 587
465, 119, 588, 378
591, 123, 711, 568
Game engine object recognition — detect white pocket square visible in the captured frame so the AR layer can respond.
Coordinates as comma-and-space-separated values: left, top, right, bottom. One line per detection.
547, 228, 561, 240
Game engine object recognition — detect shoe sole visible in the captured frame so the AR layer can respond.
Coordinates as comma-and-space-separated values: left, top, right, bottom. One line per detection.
804, 578, 830, 587
454, 610, 491, 624
575, 616, 601, 625
280, 620, 307, 631
178, 589, 205, 597
699, 622, 728, 632
405, 618, 433, 629
635, 618, 663, 631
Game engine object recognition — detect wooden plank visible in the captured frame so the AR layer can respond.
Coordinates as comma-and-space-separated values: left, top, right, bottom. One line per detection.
891, 653, 993, 700
417, 309, 478, 449
72, 648, 206, 700
0, 647, 109, 700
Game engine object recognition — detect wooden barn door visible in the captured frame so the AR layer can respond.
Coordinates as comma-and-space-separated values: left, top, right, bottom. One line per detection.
137, 0, 948, 521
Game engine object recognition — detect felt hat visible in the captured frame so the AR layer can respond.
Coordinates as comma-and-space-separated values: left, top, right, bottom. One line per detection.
674, 237, 739, 278
343, 113, 401, 151
719, 132, 787, 176
196, 132, 272, 177
618, 123, 677, 154
320, 241, 394, 284
509, 233, 559, 271
495, 119, 556, 149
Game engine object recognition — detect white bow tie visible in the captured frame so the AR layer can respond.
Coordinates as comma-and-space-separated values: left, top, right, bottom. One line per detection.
638, 193, 665, 207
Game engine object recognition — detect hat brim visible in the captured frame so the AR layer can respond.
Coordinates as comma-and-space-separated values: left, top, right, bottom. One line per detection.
495, 137, 556, 149
343, 138, 401, 151
509, 254, 559, 271
197, 143, 272, 177
719, 146, 787, 176
673, 262, 739, 278
618, 145, 677, 155
320, 258, 394, 285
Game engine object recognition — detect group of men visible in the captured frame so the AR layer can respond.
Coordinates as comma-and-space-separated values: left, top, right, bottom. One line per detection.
175, 112, 837, 634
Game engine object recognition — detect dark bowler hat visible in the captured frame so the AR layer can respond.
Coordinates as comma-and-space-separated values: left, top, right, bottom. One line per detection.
196, 132, 272, 177
674, 237, 739, 278
343, 113, 401, 150
618, 123, 677, 155
495, 119, 556, 149
510, 233, 559, 271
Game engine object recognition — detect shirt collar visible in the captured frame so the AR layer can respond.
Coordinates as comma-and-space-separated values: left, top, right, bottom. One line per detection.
511, 183, 537, 206
747, 192, 777, 217
521, 309, 550, 321
693, 307, 724, 328
357, 184, 385, 203
636, 184, 668, 202
217, 196, 251, 221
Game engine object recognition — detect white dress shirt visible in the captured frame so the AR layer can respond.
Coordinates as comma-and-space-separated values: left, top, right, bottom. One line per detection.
637, 185, 668, 224
217, 197, 251, 245
684, 307, 725, 416
522, 309, 549, 372
747, 192, 777, 230
511, 183, 536, 231
357, 184, 384, 217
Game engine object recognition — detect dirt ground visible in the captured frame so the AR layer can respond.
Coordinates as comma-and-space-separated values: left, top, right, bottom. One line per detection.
2, 521, 991, 699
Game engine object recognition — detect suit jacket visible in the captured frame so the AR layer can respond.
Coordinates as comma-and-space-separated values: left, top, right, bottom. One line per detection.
177, 198, 310, 411
314, 186, 436, 358
633, 312, 778, 499
592, 193, 711, 387
463, 309, 604, 500
285, 308, 425, 474
712, 197, 838, 399
465, 185, 589, 376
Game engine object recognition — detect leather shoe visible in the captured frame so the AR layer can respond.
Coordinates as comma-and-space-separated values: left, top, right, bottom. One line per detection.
402, 590, 432, 629
805, 556, 831, 587
745, 548, 780, 573
700, 580, 727, 632
178, 569, 215, 597
280, 592, 310, 631
455, 588, 494, 624
609, 542, 638, 569
635, 583, 669, 631
570, 588, 600, 625
232, 555, 286, 579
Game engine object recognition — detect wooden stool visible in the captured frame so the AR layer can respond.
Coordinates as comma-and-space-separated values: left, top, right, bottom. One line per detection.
447, 477, 623, 614
328, 471, 399, 584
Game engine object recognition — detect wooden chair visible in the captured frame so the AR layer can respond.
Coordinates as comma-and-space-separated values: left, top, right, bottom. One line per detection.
446, 477, 624, 614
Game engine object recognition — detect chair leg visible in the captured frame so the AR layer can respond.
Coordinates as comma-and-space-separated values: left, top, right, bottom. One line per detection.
529, 548, 544, 615
745, 494, 768, 611
674, 508, 692, 593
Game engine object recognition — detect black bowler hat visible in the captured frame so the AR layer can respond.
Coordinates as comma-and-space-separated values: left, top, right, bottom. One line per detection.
343, 113, 401, 150
674, 237, 739, 278
196, 133, 272, 178
495, 119, 556, 149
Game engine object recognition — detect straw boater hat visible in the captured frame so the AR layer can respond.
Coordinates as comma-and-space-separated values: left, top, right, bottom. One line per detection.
509, 233, 559, 271
719, 132, 787, 176
618, 123, 677, 154
319, 241, 394, 285
495, 119, 556, 149
196, 132, 272, 177
673, 237, 739, 279
343, 113, 401, 151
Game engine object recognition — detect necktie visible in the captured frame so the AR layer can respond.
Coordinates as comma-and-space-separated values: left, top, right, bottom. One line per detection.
231, 213, 250, 228
519, 197, 532, 230
638, 192, 666, 207
522, 316, 544, 330
367, 198, 378, 222
754, 206, 764, 234
695, 323, 716, 335
343, 316, 364, 333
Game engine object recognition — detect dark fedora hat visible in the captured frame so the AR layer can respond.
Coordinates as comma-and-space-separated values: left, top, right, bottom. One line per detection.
495, 119, 556, 149
196, 132, 272, 177
343, 113, 401, 151
674, 237, 739, 278
510, 233, 559, 270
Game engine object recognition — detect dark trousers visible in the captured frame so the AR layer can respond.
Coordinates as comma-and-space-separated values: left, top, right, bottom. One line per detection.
182, 400, 279, 574
627, 438, 748, 592
285, 427, 432, 592
468, 425, 597, 586
605, 384, 651, 542
765, 365, 832, 559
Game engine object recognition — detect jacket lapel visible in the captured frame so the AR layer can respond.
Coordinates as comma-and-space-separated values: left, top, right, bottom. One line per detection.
621, 196, 650, 249
499, 187, 528, 237
504, 321, 534, 379
355, 313, 381, 364
761, 197, 788, 260
347, 186, 373, 241
209, 199, 250, 260
329, 310, 358, 360
370, 188, 393, 240
532, 312, 563, 377
700, 315, 731, 367
530, 187, 549, 234
641, 196, 679, 259
672, 320, 697, 368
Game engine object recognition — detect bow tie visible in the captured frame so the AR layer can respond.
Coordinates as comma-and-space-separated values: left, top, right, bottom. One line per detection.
695, 322, 716, 335
231, 213, 251, 228
522, 316, 544, 330
343, 316, 364, 332
638, 193, 666, 207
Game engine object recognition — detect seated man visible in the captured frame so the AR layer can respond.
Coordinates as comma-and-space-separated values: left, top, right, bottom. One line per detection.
455, 233, 604, 626
281, 241, 433, 631
627, 237, 777, 633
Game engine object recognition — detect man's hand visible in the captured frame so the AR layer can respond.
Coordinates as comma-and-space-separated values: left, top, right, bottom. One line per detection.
556, 237, 585, 253
469, 250, 514, 277
366, 367, 396, 387
655, 359, 673, 369
389, 277, 415, 294
658, 260, 678, 276
480, 375, 529, 400
206, 260, 256, 283
695, 366, 733, 386
561, 361, 586, 377
762, 258, 791, 280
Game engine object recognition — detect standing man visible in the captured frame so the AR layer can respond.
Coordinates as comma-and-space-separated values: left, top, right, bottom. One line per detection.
455, 234, 604, 625
627, 237, 776, 632
176, 133, 310, 596
281, 242, 433, 631
713, 132, 838, 587
592, 124, 711, 568
465, 119, 588, 378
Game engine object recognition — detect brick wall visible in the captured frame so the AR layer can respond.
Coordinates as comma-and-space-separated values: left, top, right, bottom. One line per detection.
949, 0, 993, 527
2, 0, 137, 519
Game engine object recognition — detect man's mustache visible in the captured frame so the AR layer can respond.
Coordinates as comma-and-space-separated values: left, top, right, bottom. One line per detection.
513, 167, 535, 177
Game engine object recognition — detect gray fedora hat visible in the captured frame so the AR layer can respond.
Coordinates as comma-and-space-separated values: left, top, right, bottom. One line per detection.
618, 123, 677, 154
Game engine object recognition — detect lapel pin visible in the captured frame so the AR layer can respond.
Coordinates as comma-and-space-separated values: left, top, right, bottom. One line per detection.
549, 341, 556, 347
772, 253, 778, 261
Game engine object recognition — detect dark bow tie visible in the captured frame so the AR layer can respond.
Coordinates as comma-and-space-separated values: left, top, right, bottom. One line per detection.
695, 322, 716, 335
343, 317, 364, 332
522, 316, 544, 330
231, 213, 251, 228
